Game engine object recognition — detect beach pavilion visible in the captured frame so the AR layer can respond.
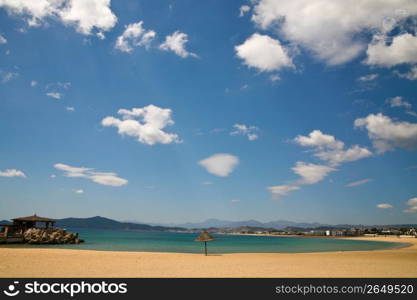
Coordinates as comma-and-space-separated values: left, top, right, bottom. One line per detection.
0, 214, 56, 243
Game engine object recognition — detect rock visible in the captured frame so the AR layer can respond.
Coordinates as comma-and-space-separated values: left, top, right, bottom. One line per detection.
22, 228, 83, 245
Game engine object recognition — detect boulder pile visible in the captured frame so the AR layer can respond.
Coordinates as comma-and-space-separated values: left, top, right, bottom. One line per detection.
23, 228, 84, 244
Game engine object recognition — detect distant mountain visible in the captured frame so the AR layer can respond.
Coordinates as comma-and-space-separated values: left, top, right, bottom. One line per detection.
168, 218, 329, 230
55, 216, 186, 231
2, 216, 415, 232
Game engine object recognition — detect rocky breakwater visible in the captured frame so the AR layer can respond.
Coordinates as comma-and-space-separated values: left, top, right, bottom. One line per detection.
23, 228, 84, 244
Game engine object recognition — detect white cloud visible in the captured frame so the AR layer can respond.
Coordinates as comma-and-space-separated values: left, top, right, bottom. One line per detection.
314, 145, 373, 166
235, 33, 293, 72
251, 0, 417, 65
404, 197, 417, 213
294, 130, 344, 150
198, 153, 239, 177
159, 31, 197, 58
0, 71, 18, 83
395, 66, 417, 80
267, 185, 300, 200
66, 106, 75, 111
0, 169, 26, 178
358, 74, 379, 82
386, 96, 412, 109
355, 113, 417, 153
268, 128, 372, 199
0, 0, 117, 36
377, 203, 393, 209
201, 181, 213, 185
50, 174, 56, 178
294, 130, 372, 166
292, 162, 336, 184
46, 92, 62, 99
74, 189, 84, 194
346, 178, 373, 187
54, 163, 127, 187
230, 124, 259, 141
0, 34, 6, 44
115, 21, 156, 53
365, 33, 417, 67
101, 104, 181, 145
30, 80, 38, 87
231, 199, 241, 203
59, 0, 117, 35
239, 5, 251, 17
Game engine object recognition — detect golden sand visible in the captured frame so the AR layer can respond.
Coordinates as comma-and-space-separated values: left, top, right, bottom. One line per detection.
0, 236, 416, 278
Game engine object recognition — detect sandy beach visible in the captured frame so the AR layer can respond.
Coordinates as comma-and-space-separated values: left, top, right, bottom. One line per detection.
1, 236, 416, 278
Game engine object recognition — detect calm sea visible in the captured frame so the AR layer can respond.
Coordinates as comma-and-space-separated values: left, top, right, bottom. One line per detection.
1, 229, 405, 254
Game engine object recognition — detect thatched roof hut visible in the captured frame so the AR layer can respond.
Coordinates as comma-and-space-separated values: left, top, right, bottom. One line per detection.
195, 231, 215, 255
12, 214, 56, 230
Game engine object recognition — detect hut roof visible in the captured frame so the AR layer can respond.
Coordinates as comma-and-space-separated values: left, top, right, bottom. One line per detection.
12, 214, 56, 223
195, 231, 215, 242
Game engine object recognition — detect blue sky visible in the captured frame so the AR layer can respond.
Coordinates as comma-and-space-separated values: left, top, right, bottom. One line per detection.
0, 0, 417, 225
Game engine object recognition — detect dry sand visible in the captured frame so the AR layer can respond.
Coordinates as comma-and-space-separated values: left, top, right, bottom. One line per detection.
0, 236, 416, 278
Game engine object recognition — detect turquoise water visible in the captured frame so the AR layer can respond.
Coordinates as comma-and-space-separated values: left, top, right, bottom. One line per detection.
1, 229, 405, 254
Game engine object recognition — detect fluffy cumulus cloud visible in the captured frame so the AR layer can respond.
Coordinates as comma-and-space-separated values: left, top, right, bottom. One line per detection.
0, 169, 26, 178
235, 33, 293, 72
54, 163, 127, 187
404, 197, 417, 213
314, 145, 373, 167
292, 162, 336, 185
294, 130, 372, 166
365, 33, 417, 67
159, 31, 197, 58
377, 203, 393, 209
115, 21, 156, 53
386, 96, 412, 109
74, 189, 84, 194
251, 0, 417, 65
0, 0, 117, 36
101, 104, 181, 146
355, 113, 417, 153
346, 178, 373, 187
198, 153, 239, 177
230, 124, 258, 141
267, 185, 300, 201
294, 130, 344, 150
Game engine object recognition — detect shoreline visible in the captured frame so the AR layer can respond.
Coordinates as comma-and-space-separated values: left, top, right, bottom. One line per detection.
1, 236, 416, 277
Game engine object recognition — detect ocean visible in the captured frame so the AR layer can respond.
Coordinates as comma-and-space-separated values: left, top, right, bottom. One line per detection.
1, 229, 405, 253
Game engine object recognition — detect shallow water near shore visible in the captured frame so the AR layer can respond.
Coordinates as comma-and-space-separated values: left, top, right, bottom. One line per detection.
0, 229, 406, 253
